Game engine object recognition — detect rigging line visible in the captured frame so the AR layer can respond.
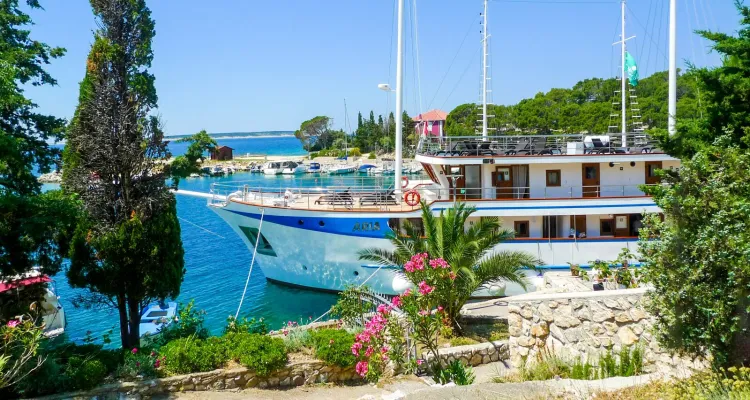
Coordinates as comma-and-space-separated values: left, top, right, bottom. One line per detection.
235, 208, 265, 319
407, 0, 418, 116
426, 13, 477, 111
610, 4, 620, 79
627, 6, 668, 64
705, 0, 718, 32
636, 0, 654, 69
697, 0, 713, 34
690, 0, 707, 65
654, 0, 665, 72
387, 0, 396, 119
177, 216, 226, 239
440, 46, 481, 112
413, 0, 424, 113
644, 0, 659, 76
490, 0, 615, 3
309, 263, 391, 325
682, 0, 699, 66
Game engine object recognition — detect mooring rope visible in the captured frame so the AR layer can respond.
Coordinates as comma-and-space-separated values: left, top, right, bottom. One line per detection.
235, 208, 265, 319
309, 263, 389, 325
177, 216, 226, 239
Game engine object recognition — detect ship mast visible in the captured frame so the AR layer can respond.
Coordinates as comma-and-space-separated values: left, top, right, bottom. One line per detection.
395, 0, 404, 192
481, 0, 489, 138
668, 0, 677, 136
615, 0, 634, 146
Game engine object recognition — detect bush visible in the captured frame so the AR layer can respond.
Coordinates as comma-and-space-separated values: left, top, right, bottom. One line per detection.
449, 337, 477, 347
160, 336, 228, 375
152, 300, 209, 347
309, 329, 356, 367
228, 333, 287, 377
224, 316, 268, 335
331, 285, 372, 327
309, 152, 319, 159
283, 328, 312, 353
368, 153, 377, 159
348, 147, 362, 157
117, 347, 160, 379
66, 356, 107, 390
433, 360, 475, 386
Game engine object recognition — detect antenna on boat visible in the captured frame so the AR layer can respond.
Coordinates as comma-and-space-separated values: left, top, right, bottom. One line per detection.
344, 98, 349, 159
394, 0, 404, 193
668, 0, 677, 136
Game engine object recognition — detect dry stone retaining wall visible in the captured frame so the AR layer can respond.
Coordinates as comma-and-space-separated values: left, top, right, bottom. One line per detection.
38, 361, 360, 400
422, 340, 508, 367
507, 288, 709, 374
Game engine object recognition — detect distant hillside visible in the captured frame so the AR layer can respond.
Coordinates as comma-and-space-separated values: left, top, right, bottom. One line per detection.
165, 131, 294, 141
446, 70, 702, 135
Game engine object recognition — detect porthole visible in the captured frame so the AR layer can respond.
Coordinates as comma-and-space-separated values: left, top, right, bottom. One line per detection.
353, 271, 359, 276
319, 221, 325, 227
298, 219, 304, 225
302, 265, 308, 271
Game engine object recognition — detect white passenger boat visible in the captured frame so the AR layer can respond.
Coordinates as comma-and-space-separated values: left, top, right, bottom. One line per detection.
0, 271, 66, 337
326, 164, 357, 175
139, 301, 177, 337
178, 0, 680, 297
281, 161, 307, 175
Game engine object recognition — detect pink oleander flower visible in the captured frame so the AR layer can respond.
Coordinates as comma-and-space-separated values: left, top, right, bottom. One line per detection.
418, 281, 433, 295
355, 361, 369, 377
392, 295, 402, 308
351, 342, 363, 356
418, 309, 428, 316
355, 332, 371, 343
404, 261, 416, 273
150, 351, 156, 357
377, 304, 391, 315
417, 359, 423, 365
365, 346, 375, 357
429, 258, 450, 269
6, 320, 19, 328
283, 329, 289, 336
131, 348, 138, 354
403, 288, 412, 297
448, 271, 457, 281
437, 306, 444, 312
381, 345, 389, 354
154, 359, 161, 368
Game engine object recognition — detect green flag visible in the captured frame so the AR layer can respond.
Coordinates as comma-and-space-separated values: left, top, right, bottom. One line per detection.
625, 51, 639, 87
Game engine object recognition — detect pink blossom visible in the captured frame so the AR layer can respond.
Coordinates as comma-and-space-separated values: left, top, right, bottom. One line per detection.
403, 288, 412, 297
437, 306, 444, 312
150, 351, 156, 357
365, 346, 375, 357
351, 342, 363, 356
6, 320, 19, 328
154, 359, 161, 368
381, 345, 389, 353
377, 304, 391, 315
417, 359, 423, 365
418, 281, 433, 295
448, 271, 457, 281
355, 361, 369, 377
131, 348, 138, 354
418, 309, 428, 316
392, 295, 402, 308
429, 258, 450, 269
283, 329, 289, 336
404, 261, 416, 273
355, 332, 371, 343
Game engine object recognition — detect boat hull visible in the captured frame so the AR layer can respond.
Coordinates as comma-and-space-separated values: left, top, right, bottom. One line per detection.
210, 199, 651, 296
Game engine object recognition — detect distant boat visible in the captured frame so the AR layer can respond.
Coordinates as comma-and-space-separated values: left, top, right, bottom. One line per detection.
327, 164, 357, 175
139, 301, 177, 337
0, 271, 66, 338
282, 161, 307, 175
247, 164, 263, 173
189, 173, 200, 178
223, 166, 234, 175
307, 162, 322, 173
211, 165, 224, 176
358, 164, 377, 173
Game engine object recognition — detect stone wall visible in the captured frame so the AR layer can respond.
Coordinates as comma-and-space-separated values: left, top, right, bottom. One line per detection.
507, 288, 709, 374
422, 340, 508, 368
39, 361, 360, 400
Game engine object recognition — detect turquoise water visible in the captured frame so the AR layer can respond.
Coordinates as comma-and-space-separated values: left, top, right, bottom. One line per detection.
46, 135, 405, 345
167, 134, 307, 157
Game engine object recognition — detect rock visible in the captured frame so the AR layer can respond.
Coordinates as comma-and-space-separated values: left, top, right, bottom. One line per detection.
604, 321, 618, 335
258, 381, 268, 389
520, 305, 533, 319
517, 346, 530, 356
537, 303, 555, 322
591, 303, 615, 322
549, 324, 565, 341
508, 304, 522, 314
617, 326, 638, 346
181, 384, 194, 391
548, 301, 559, 309
632, 324, 644, 336
280, 377, 291, 387
630, 307, 648, 322
292, 375, 304, 386
517, 336, 534, 347
490, 352, 499, 362
482, 354, 491, 364
615, 311, 633, 323
530, 322, 549, 337
553, 306, 581, 328
470, 353, 483, 366
563, 327, 585, 343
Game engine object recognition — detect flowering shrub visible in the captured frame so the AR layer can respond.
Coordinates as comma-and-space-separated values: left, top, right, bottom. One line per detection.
0, 315, 44, 389
309, 329, 356, 367
117, 346, 161, 379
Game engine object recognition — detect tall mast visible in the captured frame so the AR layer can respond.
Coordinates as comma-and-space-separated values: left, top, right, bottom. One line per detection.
668, 0, 677, 136
344, 98, 349, 157
395, 0, 404, 192
620, 0, 627, 146
482, 0, 489, 138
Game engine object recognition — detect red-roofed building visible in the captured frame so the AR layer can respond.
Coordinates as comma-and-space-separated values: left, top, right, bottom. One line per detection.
211, 145, 233, 161
413, 109, 447, 137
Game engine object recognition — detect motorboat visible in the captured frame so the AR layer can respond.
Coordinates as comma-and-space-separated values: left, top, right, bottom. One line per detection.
139, 301, 177, 337
0, 271, 66, 337
189, 173, 200, 178
307, 162, 322, 173
326, 164, 357, 175
358, 164, 377, 173
281, 161, 307, 175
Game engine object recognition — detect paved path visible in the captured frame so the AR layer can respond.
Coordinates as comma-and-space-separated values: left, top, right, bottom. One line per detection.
461, 299, 509, 320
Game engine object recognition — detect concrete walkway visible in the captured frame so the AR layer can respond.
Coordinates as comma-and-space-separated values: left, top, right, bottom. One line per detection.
461, 299, 509, 320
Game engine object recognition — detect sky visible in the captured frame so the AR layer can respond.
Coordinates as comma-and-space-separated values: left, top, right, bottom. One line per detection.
22, 0, 741, 136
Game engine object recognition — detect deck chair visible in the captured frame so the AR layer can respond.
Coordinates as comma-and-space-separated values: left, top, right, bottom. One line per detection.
519, 138, 546, 155
359, 189, 398, 206
504, 139, 530, 155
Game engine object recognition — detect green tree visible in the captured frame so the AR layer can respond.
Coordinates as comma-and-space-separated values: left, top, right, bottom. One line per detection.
295, 116, 331, 151
62, 0, 184, 348
0, 0, 77, 282
359, 202, 538, 333
640, 2, 750, 367
169, 130, 218, 186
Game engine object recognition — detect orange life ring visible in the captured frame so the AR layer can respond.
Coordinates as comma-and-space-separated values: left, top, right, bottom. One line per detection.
401, 176, 409, 188
404, 190, 420, 206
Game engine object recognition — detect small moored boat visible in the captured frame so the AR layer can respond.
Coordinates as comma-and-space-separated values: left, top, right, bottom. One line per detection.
139, 301, 177, 337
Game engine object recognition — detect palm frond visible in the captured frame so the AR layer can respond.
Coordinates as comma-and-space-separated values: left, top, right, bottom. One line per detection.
358, 248, 401, 267
474, 251, 541, 290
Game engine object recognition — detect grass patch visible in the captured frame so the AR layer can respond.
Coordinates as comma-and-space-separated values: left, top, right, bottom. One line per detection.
593, 367, 750, 400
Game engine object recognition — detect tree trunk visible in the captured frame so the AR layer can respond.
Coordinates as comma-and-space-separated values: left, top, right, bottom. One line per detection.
731, 292, 750, 366
127, 296, 141, 349
117, 292, 130, 348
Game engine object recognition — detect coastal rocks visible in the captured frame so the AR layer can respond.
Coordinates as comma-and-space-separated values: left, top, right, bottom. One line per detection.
507, 287, 710, 374
421, 340, 508, 368
47, 362, 362, 399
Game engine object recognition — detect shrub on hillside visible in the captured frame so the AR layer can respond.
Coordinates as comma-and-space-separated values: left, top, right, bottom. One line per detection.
309, 329, 356, 367
368, 153, 377, 159
348, 148, 362, 157
224, 316, 268, 335
151, 300, 209, 347
160, 336, 228, 375
227, 333, 287, 377
66, 356, 108, 390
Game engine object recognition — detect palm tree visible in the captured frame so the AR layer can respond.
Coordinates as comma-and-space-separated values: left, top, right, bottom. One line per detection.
359, 201, 539, 333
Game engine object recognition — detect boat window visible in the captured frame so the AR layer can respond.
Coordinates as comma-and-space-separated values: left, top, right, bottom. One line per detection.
514, 221, 530, 238
239, 226, 277, 257
546, 170, 561, 187
388, 218, 400, 233
600, 219, 615, 236
585, 166, 597, 180
145, 311, 169, 318
407, 218, 424, 237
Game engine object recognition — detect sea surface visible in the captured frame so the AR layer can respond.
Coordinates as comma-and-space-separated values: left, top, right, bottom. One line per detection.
45, 134, 402, 345
166, 133, 307, 158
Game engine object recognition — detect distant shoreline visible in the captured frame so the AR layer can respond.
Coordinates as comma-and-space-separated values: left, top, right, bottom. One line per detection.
165, 131, 295, 140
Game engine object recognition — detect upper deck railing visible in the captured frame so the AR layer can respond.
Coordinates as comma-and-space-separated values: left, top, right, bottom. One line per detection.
417, 132, 662, 157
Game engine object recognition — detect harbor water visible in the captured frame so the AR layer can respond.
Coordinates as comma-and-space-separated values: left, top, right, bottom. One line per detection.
48, 134, 407, 344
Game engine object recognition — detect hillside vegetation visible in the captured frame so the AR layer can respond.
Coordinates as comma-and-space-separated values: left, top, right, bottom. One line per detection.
446, 70, 702, 135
